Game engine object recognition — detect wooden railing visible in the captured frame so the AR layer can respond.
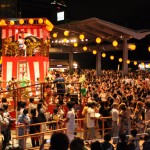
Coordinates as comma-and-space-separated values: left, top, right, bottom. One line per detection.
11, 116, 112, 149
0, 81, 82, 116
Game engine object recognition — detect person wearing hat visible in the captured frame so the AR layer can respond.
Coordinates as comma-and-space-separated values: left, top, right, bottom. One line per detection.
111, 102, 119, 144
0, 107, 9, 149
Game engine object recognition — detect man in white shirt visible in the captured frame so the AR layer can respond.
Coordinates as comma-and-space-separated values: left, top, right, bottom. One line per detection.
111, 102, 119, 144
86, 102, 96, 140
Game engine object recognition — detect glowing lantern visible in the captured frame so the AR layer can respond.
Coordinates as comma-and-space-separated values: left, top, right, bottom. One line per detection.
64, 30, 69, 36
74, 43, 78, 47
79, 34, 85, 40
19, 19, 24, 25
93, 50, 97, 55
0, 58, 2, 65
29, 19, 34, 24
141, 62, 145, 66
128, 44, 136, 50
63, 38, 67, 43
148, 46, 150, 52
83, 46, 87, 51
10, 20, 15, 25
53, 33, 57, 38
134, 61, 137, 65
96, 37, 101, 44
126, 60, 130, 64
110, 55, 114, 60
102, 53, 106, 57
148, 63, 150, 67
38, 18, 43, 24
1, 19, 5, 25
44, 20, 53, 29
44, 19, 49, 25
46, 26, 52, 31
119, 58, 122, 62
112, 40, 118, 47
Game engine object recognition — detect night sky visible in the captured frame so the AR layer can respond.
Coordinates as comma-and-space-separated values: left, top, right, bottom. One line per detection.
21, 0, 150, 29
20, 0, 150, 69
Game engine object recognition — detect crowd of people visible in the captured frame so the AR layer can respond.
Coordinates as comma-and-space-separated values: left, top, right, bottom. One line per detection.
0, 69, 150, 150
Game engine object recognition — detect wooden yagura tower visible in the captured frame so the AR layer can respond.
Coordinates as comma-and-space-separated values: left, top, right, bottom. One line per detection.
0, 18, 53, 87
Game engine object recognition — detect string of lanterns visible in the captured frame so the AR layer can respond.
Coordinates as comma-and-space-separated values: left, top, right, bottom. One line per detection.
52, 30, 149, 67
52, 30, 140, 52
100, 52, 150, 67
0, 18, 54, 31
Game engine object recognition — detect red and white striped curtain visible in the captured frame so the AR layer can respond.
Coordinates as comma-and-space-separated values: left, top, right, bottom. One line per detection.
2, 26, 50, 40
2, 56, 49, 88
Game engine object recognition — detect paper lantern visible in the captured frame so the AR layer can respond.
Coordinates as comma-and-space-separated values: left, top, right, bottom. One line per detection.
74, 43, 78, 47
141, 62, 145, 66
126, 60, 130, 64
63, 38, 67, 43
1, 19, 5, 25
10, 20, 15, 25
119, 58, 122, 62
110, 55, 114, 60
46, 26, 52, 31
38, 18, 43, 24
102, 53, 106, 57
83, 46, 87, 51
128, 44, 136, 50
112, 40, 118, 47
134, 61, 137, 65
19, 19, 24, 25
29, 19, 34, 24
44, 19, 49, 25
79, 34, 85, 40
64, 30, 69, 36
148, 46, 150, 52
96, 37, 101, 44
53, 33, 57, 38
93, 50, 97, 55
